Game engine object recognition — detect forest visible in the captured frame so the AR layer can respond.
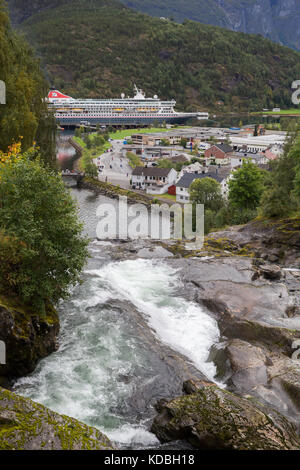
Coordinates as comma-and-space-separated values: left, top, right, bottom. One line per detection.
6, 0, 300, 112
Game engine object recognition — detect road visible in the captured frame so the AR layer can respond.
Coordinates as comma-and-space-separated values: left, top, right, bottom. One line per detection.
94, 140, 132, 189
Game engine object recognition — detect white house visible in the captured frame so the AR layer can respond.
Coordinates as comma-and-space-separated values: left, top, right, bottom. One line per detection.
131, 167, 177, 195
175, 170, 232, 203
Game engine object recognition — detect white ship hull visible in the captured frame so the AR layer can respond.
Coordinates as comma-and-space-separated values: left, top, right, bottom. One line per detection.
47, 87, 208, 127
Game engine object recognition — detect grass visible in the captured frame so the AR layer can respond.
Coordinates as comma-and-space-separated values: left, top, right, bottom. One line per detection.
252, 109, 300, 116
150, 193, 177, 201
109, 126, 190, 141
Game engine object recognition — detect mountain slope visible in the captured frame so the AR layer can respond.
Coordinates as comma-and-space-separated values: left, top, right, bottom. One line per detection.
121, 0, 300, 51
6, 0, 300, 111
0, 0, 55, 160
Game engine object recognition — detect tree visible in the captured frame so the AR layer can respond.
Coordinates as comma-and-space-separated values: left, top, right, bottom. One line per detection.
180, 138, 188, 148
0, 154, 88, 311
0, 1, 56, 164
229, 160, 264, 210
190, 177, 224, 212
260, 130, 300, 217
85, 160, 98, 178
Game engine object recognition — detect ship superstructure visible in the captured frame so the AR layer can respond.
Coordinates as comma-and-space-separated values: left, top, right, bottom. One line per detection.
47, 86, 208, 126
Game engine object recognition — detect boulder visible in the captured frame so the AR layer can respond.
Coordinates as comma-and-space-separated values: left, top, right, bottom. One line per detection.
225, 339, 268, 392
152, 381, 300, 450
0, 387, 114, 450
260, 264, 282, 280
0, 295, 59, 380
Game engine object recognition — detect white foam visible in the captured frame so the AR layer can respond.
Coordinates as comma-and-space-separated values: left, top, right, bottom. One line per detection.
107, 424, 159, 447
90, 259, 220, 381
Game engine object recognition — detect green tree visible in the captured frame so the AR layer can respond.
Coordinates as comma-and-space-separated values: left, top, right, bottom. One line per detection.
0, 156, 88, 311
85, 160, 98, 178
190, 177, 224, 212
229, 160, 264, 210
260, 130, 300, 217
180, 138, 188, 148
126, 151, 141, 169
0, 1, 56, 164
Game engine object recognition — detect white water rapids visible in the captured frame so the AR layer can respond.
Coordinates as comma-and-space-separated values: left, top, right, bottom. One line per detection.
14, 189, 221, 449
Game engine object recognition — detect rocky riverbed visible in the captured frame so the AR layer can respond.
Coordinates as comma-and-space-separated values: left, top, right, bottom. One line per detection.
2, 186, 300, 450
97, 231, 300, 448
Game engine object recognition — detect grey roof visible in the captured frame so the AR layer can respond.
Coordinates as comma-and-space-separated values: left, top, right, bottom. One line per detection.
176, 170, 228, 188
214, 143, 233, 153
132, 167, 172, 177
176, 173, 203, 188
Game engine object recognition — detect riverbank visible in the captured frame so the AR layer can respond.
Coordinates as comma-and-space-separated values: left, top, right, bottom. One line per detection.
0, 294, 59, 387
0, 387, 114, 450
79, 177, 178, 206
8, 186, 300, 450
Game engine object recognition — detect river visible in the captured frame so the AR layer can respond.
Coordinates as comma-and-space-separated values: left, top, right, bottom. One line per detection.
14, 138, 221, 450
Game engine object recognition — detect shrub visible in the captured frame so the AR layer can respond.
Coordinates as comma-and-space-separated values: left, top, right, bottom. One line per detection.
0, 156, 89, 311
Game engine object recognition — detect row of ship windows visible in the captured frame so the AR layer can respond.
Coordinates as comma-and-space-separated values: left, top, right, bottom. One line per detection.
55, 112, 176, 116
53, 109, 174, 112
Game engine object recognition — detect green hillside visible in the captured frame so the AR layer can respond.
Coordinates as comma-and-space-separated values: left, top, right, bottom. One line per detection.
0, 0, 55, 161
6, 0, 300, 111
121, 0, 300, 51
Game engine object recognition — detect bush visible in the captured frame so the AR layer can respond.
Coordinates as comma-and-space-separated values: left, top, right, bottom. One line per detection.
0, 157, 89, 311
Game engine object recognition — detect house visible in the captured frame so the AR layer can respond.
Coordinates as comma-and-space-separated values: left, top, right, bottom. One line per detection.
178, 162, 207, 180
175, 168, 232, 203
131, 167, 177, 195
230, 151, 268, 168
264, 149, 278, 161
204, 143, 233, 164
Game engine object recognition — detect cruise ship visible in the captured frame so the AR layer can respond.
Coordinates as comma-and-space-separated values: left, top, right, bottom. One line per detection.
47, 85, 208, 126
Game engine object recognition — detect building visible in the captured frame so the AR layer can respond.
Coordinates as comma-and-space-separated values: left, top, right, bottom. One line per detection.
178, 162, 207, 180
131, 167, 177, 195
230, 151, 268, 168
229, 134, 286, 154
204, 143, 233, 164
175, 168, 232, 203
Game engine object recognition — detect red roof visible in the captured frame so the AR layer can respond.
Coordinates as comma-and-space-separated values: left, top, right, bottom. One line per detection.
48, 90, 73, 100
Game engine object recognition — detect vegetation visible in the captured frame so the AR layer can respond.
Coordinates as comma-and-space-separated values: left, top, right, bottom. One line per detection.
190, 177, 223, 212
8, 0, 300, 51
157, 158, 188, 172
260, 128, 300, 218
0, 0, 56, 164
228, 161, 265, 211
7, 0, 300, 112
126, 151, 141, 169
0, 146, 89, 312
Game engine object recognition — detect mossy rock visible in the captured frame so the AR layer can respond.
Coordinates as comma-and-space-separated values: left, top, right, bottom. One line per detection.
152, 382, 300, 450
0, 295, 59, 380
0, 387, 115, 450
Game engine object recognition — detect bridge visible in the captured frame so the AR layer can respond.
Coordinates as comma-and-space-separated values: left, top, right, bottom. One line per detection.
61, 170, 85, 184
